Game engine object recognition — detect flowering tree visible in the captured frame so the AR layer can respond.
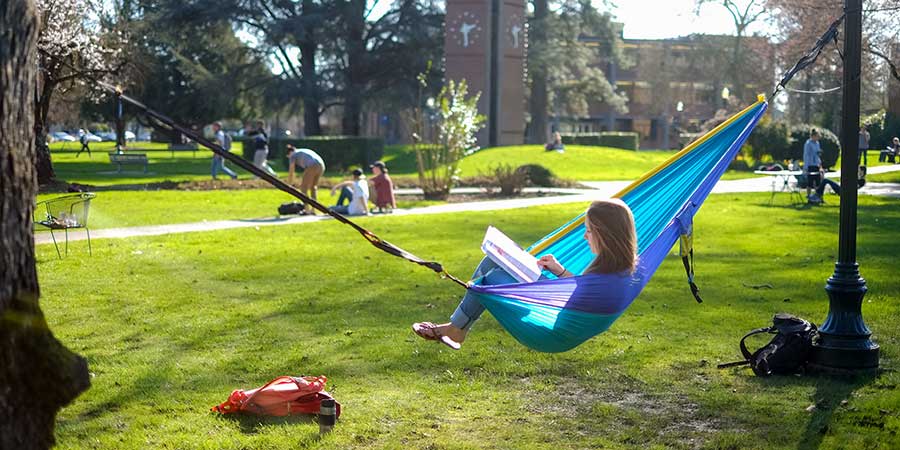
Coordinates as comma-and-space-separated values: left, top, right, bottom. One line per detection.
34, 0, 123, 183
412, 78, 485, 200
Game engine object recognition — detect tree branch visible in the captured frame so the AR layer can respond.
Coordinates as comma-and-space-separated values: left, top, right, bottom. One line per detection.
866, 46, 900, 82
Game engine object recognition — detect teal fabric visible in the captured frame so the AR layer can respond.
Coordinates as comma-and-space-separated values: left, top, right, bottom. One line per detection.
470, 102, 768, 352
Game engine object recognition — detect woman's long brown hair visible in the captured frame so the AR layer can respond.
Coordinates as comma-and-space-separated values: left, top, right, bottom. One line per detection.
584, 199, 638, 274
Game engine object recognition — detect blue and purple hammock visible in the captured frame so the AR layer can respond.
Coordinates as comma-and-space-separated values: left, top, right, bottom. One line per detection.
468, 98, 768, 353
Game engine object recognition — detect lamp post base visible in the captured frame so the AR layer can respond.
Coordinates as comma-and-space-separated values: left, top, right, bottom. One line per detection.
808, 262, 879, 373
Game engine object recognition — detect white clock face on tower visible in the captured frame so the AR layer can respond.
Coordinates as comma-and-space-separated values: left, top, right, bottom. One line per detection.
449, 11, 482, 49
506, 14, 523, 49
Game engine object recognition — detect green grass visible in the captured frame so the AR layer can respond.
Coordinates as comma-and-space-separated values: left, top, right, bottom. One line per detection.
41, 192, 900, 449
50, 142, 757, 187
35, 189, 439, 230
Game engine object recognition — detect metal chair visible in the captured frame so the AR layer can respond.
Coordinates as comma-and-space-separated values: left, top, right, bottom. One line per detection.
34, 193, 96, 258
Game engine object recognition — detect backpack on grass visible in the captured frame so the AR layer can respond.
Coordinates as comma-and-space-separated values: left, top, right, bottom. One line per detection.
211, 375, 341, 417
718, 313, 817, 376
278, 201, 306, 215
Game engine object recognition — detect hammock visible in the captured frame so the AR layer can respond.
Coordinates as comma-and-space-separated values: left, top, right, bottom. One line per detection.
469, 97, 769, 353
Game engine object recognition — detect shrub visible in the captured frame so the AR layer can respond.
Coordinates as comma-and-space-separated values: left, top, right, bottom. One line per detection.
516, 164, 554, 186
561, 132, 640, 150
787, 124, 839, 169
409, 77, 485, 200
599, 132, 640, 150
242, 136, 383, 171
488, 164, 528, 196
747, 120, 790, 162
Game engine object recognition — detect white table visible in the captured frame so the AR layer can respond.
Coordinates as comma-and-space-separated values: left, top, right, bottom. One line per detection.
754, 170, 805, 205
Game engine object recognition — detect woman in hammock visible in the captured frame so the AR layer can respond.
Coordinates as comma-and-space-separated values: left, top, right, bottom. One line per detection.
413, 198, 638, 350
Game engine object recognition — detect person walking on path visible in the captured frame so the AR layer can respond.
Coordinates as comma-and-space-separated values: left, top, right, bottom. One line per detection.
859, 125, 870, 165
76, 129, 91, 158
248, 121, 277, 178
210, 122, 238, 180
286, 144, 325, 215
412, 199, 637, 350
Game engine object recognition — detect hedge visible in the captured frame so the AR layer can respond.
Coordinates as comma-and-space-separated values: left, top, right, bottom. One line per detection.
560, 131, 640, 150
242, 136, 384, 171
747, 120, 790, 162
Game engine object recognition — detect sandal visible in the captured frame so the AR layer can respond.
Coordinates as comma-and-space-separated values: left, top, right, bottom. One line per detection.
412, 322, 461, 350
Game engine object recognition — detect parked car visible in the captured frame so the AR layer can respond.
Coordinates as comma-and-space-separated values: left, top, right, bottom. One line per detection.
97, 132, 117, 142
124, 131, 136, 141
82, 132, 102, 142
50, 131, 77, 142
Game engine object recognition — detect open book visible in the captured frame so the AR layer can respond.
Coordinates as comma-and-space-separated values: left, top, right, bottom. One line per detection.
481, 226, 543, 283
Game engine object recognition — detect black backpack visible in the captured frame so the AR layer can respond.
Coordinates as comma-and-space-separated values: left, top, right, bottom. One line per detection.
718, 313, 818, 376
278, 201, 306, 215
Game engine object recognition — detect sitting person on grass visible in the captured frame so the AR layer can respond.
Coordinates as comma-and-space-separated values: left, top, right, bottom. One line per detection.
880, 137, 900, 163
545, 131, 565, 153
369, 160, 396, 213
412, 199, 637, 350
329, 168, 370, 216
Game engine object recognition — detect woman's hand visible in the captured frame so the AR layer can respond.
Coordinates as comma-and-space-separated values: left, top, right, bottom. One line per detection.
537, 254, 567, 277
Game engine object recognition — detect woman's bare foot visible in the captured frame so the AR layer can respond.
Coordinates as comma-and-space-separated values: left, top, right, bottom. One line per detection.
412, 322, 467, 349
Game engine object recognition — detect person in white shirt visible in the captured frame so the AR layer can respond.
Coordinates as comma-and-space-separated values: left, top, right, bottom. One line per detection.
329, 168, 369, 216
210, 122, 238, 180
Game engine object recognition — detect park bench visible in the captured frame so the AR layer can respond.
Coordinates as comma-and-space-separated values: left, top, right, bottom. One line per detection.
169, 142, 199, 158
108, 152, 149, 173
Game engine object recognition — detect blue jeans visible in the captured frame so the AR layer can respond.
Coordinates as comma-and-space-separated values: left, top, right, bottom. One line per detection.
450, 258, 541, 331
336, 186, 353, 206
211, 155, 237, 179
816, 178, 841, 196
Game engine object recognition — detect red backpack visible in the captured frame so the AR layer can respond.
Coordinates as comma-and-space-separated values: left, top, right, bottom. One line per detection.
212, 375, 341, 418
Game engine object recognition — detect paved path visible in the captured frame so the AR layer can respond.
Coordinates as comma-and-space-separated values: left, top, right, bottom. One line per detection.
35, 166, 900, 245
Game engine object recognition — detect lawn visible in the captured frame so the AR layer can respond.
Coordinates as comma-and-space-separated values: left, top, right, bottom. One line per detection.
35, 189, 440, 231
49, 142, 756, 188
41, 192, 900, 449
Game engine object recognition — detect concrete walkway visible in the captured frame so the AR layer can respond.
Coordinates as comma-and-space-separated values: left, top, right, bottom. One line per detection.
34, 166, 900, 245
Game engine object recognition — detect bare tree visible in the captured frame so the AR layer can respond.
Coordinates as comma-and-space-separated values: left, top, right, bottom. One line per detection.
695, 0, 769, 101
1, 1, 91, 448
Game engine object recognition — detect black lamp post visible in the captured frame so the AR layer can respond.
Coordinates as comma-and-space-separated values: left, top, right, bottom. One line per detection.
808, 0, 879, 373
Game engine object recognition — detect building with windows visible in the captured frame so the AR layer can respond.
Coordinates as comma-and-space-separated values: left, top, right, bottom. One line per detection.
559, 31, 775, 149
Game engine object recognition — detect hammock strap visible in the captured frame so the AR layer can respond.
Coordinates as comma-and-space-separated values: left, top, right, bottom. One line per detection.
772, 14, 845, 99
99, 82, 468, 289
679, 228, 702, 304
676, 203, 702, 304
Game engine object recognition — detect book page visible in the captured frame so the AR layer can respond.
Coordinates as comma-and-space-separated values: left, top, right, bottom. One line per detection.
481, 226, 543, 283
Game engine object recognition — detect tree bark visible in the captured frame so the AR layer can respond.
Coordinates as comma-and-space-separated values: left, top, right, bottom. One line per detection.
340, 0, 366, 136
1, 2, 91, 449
300, 0, 322, 136
527, 0, 549, 144
34, 73, 56, 185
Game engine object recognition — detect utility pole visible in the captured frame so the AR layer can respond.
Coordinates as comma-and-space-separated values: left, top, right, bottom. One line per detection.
808, 0, 879, 373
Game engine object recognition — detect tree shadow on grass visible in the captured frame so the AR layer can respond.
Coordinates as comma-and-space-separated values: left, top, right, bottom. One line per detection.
748, 371, 880, 450
796, 372, 880, 450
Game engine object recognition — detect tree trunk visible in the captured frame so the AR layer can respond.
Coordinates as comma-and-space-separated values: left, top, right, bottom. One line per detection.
731, 31, 744, 102
34, 73, 56, 185
300, 0, 322, 136
527, 0, 549, 144
1, 2, 91, 449
341, 0, 366, 136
